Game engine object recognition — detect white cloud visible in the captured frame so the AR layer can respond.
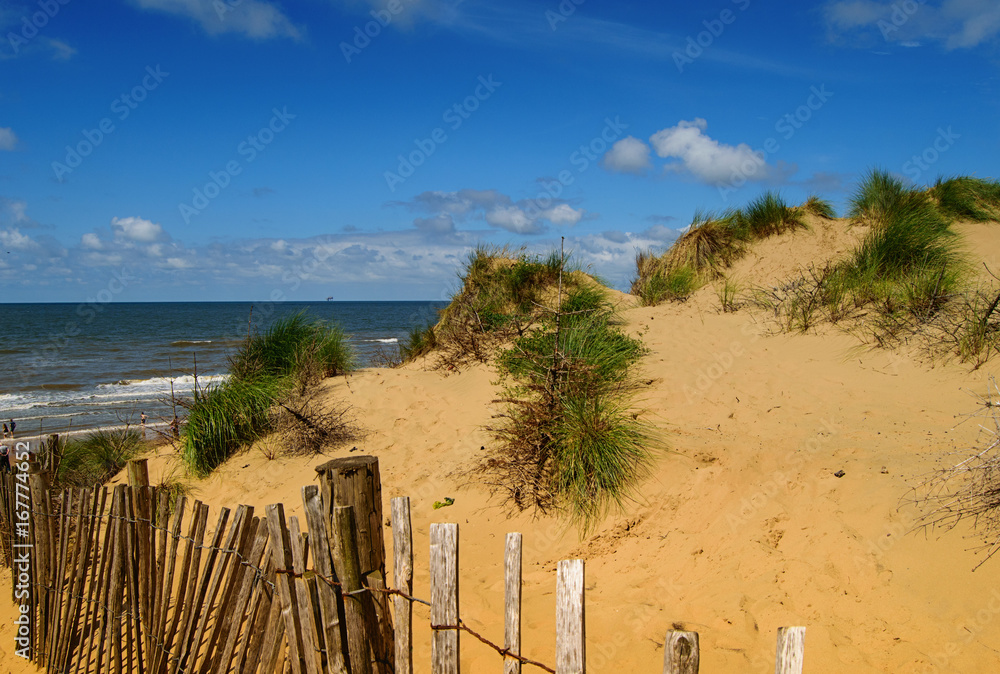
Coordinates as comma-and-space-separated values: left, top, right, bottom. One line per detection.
129, 0, 301, 40
824, 0, 1000, 49
111, 216, 166, 243
0, 127, 18, 151
649, 118, 772, 185
413, 214, 456, 234
81, 233, 102, 250
0, 228, 34, 251
485, 206, 539, 234
539, 204, 584, 226
398, 188, 583, 235
602, 136, 652, 174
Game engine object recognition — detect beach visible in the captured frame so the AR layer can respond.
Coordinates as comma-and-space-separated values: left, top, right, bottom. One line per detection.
4, 216, 999, 671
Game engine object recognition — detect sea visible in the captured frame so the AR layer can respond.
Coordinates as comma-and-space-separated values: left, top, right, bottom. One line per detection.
0, 301, 446, 440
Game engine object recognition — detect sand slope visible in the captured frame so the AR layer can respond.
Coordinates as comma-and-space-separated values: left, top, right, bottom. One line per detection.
4, 217, 1000, 672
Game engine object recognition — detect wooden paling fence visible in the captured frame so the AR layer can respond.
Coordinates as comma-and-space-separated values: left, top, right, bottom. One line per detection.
1, 454, 807, 673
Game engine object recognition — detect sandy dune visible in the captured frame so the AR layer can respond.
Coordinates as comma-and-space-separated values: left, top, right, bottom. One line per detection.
4, 216, 1000, 672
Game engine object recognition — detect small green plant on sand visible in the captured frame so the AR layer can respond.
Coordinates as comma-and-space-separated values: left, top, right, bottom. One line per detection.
181, 312, 357, 476
479, 249, 655, 529
59, 428, 144, 486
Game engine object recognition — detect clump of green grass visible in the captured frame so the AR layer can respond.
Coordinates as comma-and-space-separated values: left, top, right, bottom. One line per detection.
59, 428, 144, 486
717, 276, 741, 312
632, 262, 700, 305
730, 191, 806, 239
633, 192, 814, 306
181, 311, 355, 476
420, 244, 607, 366
481, 294, 654, 529
801, 195, 837, 219
759, 169, 973, 348
400, 322, 438, 361
930, 176, 1000, 222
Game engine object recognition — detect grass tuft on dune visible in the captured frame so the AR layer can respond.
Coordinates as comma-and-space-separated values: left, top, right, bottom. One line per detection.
631, 191, 808, 306
181, 312, 355, 476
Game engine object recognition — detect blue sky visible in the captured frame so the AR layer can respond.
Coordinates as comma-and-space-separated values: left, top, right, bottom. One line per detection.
1, 0, 998, 302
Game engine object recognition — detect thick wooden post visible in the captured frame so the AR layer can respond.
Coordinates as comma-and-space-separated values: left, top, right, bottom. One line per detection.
430, 522, 459, 674
556, 559, 584, 674
774, 626, 805, 674
391, 497, 413, 674
317, 455, 394, 672
663, 631, 699, 674
504, 533, 522, 674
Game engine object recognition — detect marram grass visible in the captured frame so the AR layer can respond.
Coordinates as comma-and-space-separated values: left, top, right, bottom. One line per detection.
181, 311, 354, 475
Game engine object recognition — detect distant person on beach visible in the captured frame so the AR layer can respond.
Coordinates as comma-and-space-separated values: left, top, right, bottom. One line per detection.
2, 423, 7, 439
8, 419, 14, 438
141, 412, 147, 426
0, 442, 10, 473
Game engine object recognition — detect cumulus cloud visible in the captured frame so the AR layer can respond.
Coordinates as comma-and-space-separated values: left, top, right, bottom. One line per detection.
111, 216, 166, 243
824, 0, 1000, 49
413, 214, 456, 234
602, 136, 652, 174
649, 118, 774, 185
396, 188, 584, 235
128, 0, 301, 40
0, 127, 18, 151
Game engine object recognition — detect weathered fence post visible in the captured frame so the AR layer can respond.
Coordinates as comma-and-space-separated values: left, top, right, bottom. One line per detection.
334, 505, 374, 674
774, 626, 805, 674
302, 484, 350, 674
391, 497, 413, 674
663, 631, 699, 674
28, 465, 52, 666
266, 503, 310, 674
504, 532, 522, 674
430, 522, 459, 674
556, 559, 584, 674
317, 455, 394, 673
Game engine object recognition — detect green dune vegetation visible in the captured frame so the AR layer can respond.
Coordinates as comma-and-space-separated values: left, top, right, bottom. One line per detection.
58, 428, 145, 486
633, 171, 1000, 364
631, 190, 834, 305
403, 244, 655, 528
181, 312, 357, 476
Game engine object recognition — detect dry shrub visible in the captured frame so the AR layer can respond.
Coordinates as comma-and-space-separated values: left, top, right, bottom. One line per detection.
909, 378, 1000, 569
272, 390, 361, 455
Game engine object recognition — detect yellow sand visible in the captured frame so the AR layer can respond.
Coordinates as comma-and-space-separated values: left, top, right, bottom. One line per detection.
4, 216, 1000, 672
